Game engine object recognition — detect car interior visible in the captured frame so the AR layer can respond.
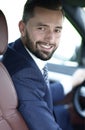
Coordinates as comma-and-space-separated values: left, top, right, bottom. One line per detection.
48, 0, 85, 130
0, 0, 85, 130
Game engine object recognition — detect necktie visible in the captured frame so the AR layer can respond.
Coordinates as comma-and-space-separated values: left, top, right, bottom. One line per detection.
43, 65, 53, 110
43, 65, 49, 87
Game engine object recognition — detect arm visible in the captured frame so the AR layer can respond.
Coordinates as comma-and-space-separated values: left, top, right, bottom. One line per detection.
72, 68, 85, 88
12, 69, 62, 130
50, 81, 65, 105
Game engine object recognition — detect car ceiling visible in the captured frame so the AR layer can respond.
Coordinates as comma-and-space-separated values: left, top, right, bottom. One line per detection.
64, 0, 85, 7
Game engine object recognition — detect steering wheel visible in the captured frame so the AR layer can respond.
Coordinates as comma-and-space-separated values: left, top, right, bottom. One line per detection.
73, 82, 85, 118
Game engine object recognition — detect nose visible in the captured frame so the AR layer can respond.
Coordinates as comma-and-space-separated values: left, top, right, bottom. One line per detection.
45, 30, 55, 44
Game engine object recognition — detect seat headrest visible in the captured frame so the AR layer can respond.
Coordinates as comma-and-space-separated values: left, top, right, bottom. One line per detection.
0, 10, 8, 55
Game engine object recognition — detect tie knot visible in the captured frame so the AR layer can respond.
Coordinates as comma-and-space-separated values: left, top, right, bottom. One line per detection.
43, 65, 48, 73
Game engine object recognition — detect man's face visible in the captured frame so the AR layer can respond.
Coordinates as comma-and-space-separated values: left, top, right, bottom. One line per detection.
19, 7, 64, 60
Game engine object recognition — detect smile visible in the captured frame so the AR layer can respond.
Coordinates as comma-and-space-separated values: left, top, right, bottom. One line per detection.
39, 43, 53, 50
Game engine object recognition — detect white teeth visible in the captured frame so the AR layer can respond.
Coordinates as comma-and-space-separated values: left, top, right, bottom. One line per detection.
40, 44, 51, 49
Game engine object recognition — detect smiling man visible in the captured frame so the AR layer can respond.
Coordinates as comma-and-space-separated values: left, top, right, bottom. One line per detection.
2, 0, 65, 130
20, 5, 63, 61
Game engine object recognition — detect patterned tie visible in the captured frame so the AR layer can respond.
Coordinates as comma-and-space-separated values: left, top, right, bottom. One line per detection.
43, 65, 49, 87
43, 65, 53, 110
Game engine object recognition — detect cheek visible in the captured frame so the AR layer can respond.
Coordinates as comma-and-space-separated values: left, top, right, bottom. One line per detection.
55, 37, 61, 47
31, 30, 45, 42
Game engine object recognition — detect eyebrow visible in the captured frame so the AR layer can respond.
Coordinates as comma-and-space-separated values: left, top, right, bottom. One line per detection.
36, 23, 48, 27
55, 26, 62, 29
36, 22, 62, 29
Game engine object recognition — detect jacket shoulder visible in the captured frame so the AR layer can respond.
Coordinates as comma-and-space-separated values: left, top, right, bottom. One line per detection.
2, 39, 28, 76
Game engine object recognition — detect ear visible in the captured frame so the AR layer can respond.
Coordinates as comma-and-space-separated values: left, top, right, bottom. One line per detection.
18, 21, 26, 37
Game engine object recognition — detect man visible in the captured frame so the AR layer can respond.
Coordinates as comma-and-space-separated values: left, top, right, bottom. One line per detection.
2, 0, 72, 130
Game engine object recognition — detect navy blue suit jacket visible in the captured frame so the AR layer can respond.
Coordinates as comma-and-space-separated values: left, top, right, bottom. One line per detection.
2, 38, 64, 130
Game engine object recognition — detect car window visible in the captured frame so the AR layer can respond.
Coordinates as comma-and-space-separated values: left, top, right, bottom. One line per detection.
0, 0, 26, 42
49, 17, 82, 66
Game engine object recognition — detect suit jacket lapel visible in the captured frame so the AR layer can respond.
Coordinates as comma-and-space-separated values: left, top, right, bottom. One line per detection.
14, 38, 45, 80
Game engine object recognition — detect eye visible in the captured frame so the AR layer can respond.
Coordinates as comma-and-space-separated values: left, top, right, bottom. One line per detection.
37, 26, 46, 31
55, 28, 61, 33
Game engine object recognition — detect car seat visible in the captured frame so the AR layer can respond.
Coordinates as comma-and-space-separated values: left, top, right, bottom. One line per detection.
0, 10, 29, 130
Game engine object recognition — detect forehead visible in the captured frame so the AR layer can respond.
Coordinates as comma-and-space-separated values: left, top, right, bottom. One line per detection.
29, 6, 63, 25
34, 7, 63, 19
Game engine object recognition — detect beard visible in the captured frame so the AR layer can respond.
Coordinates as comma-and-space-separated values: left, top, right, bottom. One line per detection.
24, 30, 57, 61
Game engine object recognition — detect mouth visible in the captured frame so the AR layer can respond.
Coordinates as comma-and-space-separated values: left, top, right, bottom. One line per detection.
38, 42, 54, 51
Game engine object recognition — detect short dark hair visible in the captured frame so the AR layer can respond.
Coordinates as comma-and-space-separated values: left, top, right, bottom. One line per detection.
22, 0, 64, 23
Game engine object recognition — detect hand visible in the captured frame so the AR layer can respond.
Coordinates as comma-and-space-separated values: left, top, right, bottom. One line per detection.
72, 68, 85, 88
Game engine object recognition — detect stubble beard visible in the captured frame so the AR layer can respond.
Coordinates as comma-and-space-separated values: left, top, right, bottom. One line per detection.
25, 31, 56, 61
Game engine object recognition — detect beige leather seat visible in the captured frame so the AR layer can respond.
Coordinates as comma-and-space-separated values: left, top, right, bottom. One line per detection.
0, 10, 29, 130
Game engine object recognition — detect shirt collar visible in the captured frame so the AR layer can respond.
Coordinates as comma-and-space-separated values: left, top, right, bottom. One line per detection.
25, 47, 47, 73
